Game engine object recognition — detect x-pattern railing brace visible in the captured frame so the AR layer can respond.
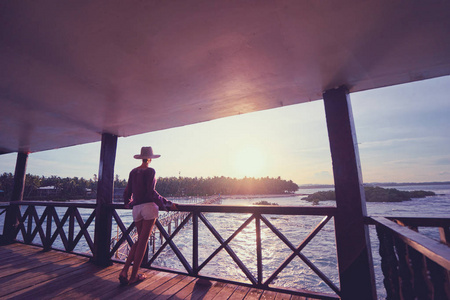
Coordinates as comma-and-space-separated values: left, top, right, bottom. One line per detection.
198, 212, 258, 285
262, 215, 340, 294
15, 206, 43, 244
109, 212, 136, 257
14, 206, 28, 240
13, 205, 96, 253
72, 209, 96, 252
49, 207, 70, 250
147, 212, 193, 274
28, 206, 46, 244
30, 207, 47, 244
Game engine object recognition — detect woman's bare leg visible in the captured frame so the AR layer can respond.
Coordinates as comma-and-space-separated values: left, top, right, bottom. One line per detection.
119, 221, 142, 280
129, 218, 156, 283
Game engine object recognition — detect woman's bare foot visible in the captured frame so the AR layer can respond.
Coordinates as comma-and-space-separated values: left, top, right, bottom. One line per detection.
119, 270, 129, 285
128, 273, 147, 285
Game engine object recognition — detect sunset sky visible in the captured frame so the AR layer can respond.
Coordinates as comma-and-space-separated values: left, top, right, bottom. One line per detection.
1, 76, 449, 185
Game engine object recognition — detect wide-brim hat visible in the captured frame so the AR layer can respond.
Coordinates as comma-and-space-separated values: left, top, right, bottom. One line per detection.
134, 146, 161, 159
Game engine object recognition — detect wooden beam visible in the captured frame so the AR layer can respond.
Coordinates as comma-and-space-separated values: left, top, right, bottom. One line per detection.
323, 86, 377, 300
92, 133, 117, 266
2, 152, 28, 245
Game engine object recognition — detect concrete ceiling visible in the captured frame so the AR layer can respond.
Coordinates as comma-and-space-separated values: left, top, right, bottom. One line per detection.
1, 1, 450, 154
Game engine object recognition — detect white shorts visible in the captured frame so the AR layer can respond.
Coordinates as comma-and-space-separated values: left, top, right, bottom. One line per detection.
132, 202, 159, 222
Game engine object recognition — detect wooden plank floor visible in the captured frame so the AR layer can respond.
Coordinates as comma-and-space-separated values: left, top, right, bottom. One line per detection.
0, 243, 327, 300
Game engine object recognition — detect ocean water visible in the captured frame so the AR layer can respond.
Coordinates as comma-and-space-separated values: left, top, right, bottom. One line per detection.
147, 184, 450, 299
3, 184, 449, 299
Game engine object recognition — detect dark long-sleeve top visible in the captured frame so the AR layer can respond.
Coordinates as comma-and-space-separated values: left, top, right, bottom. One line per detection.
123, 167, 173, 211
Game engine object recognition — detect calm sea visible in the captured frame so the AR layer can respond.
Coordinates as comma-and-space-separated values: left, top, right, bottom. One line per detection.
4, 184, 449, 299
146, 184, 450, 299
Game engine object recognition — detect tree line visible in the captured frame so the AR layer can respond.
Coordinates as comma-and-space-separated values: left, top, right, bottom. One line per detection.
0, 173, 102, 201
156, 176, 298, 196
0, 172, 298, 201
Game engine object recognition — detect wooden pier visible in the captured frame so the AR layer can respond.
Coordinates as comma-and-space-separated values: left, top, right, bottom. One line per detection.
0, 243, 322, 300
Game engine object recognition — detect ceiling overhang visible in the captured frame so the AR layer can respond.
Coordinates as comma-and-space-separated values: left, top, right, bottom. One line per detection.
1, 1, 450, 154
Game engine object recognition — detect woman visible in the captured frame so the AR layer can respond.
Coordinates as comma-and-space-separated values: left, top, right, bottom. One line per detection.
119, 146, 177, 285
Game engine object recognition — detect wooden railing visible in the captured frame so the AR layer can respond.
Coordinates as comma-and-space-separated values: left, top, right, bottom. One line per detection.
3, 201, 96, 256
369, 216, 450, 300
2, 201, 340, 299
110, 203, 340, 299
110, 204, 340, 299
111, 196, 221, 259
5, 201, 450, 299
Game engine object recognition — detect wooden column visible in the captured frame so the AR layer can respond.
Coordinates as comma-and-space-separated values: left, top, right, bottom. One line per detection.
92, 133, 117, 266
2, 152, 28, 245
323, 86, 377, 300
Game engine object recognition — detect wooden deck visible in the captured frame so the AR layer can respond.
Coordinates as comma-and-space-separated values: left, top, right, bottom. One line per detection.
0, 243, 323, 300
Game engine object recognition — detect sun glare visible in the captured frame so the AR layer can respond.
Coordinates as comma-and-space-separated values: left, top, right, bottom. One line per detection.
233, 146, 267, 178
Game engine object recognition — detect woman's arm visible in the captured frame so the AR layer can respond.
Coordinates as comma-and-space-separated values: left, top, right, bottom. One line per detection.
145, 168, 174, 211
123, 172, 133, 206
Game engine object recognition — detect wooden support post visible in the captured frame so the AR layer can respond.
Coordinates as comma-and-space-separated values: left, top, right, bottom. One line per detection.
323, 86, 377, 300
92, 133, 117, 266
2, 152, 28, 245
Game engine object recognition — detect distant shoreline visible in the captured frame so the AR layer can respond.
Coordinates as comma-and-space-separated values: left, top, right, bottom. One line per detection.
298, 181, 450, 189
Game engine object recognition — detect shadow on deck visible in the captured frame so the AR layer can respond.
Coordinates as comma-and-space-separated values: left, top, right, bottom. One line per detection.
0, 243, 321, 300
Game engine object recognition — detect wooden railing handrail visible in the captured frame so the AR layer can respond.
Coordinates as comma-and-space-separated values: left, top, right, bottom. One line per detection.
8, 201, 96, 208
370, 216, 450, 270
5, 201, 337, 216
365, 216, 450, 227
108, 203, 337, 216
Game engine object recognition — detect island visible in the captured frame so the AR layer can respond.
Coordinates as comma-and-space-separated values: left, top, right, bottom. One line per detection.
301, 186, 436, 203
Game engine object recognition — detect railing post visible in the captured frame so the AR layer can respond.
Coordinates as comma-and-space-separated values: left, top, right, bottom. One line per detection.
44, 206, 52, 251
193, 211, 199, 275
141, 243, 149, 267
323, 86, 377, 299
2, 152, 28, 245
92, 133, 117, 266
256, 214, 262, 286
69, 207, 75, 251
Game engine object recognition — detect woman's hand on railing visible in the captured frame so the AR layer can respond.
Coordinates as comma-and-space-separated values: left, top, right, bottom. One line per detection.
124, 200, 133, 209
170, 203, 179, 211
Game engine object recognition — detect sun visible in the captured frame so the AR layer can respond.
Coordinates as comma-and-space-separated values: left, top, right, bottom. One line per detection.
233, 146, 267, 178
